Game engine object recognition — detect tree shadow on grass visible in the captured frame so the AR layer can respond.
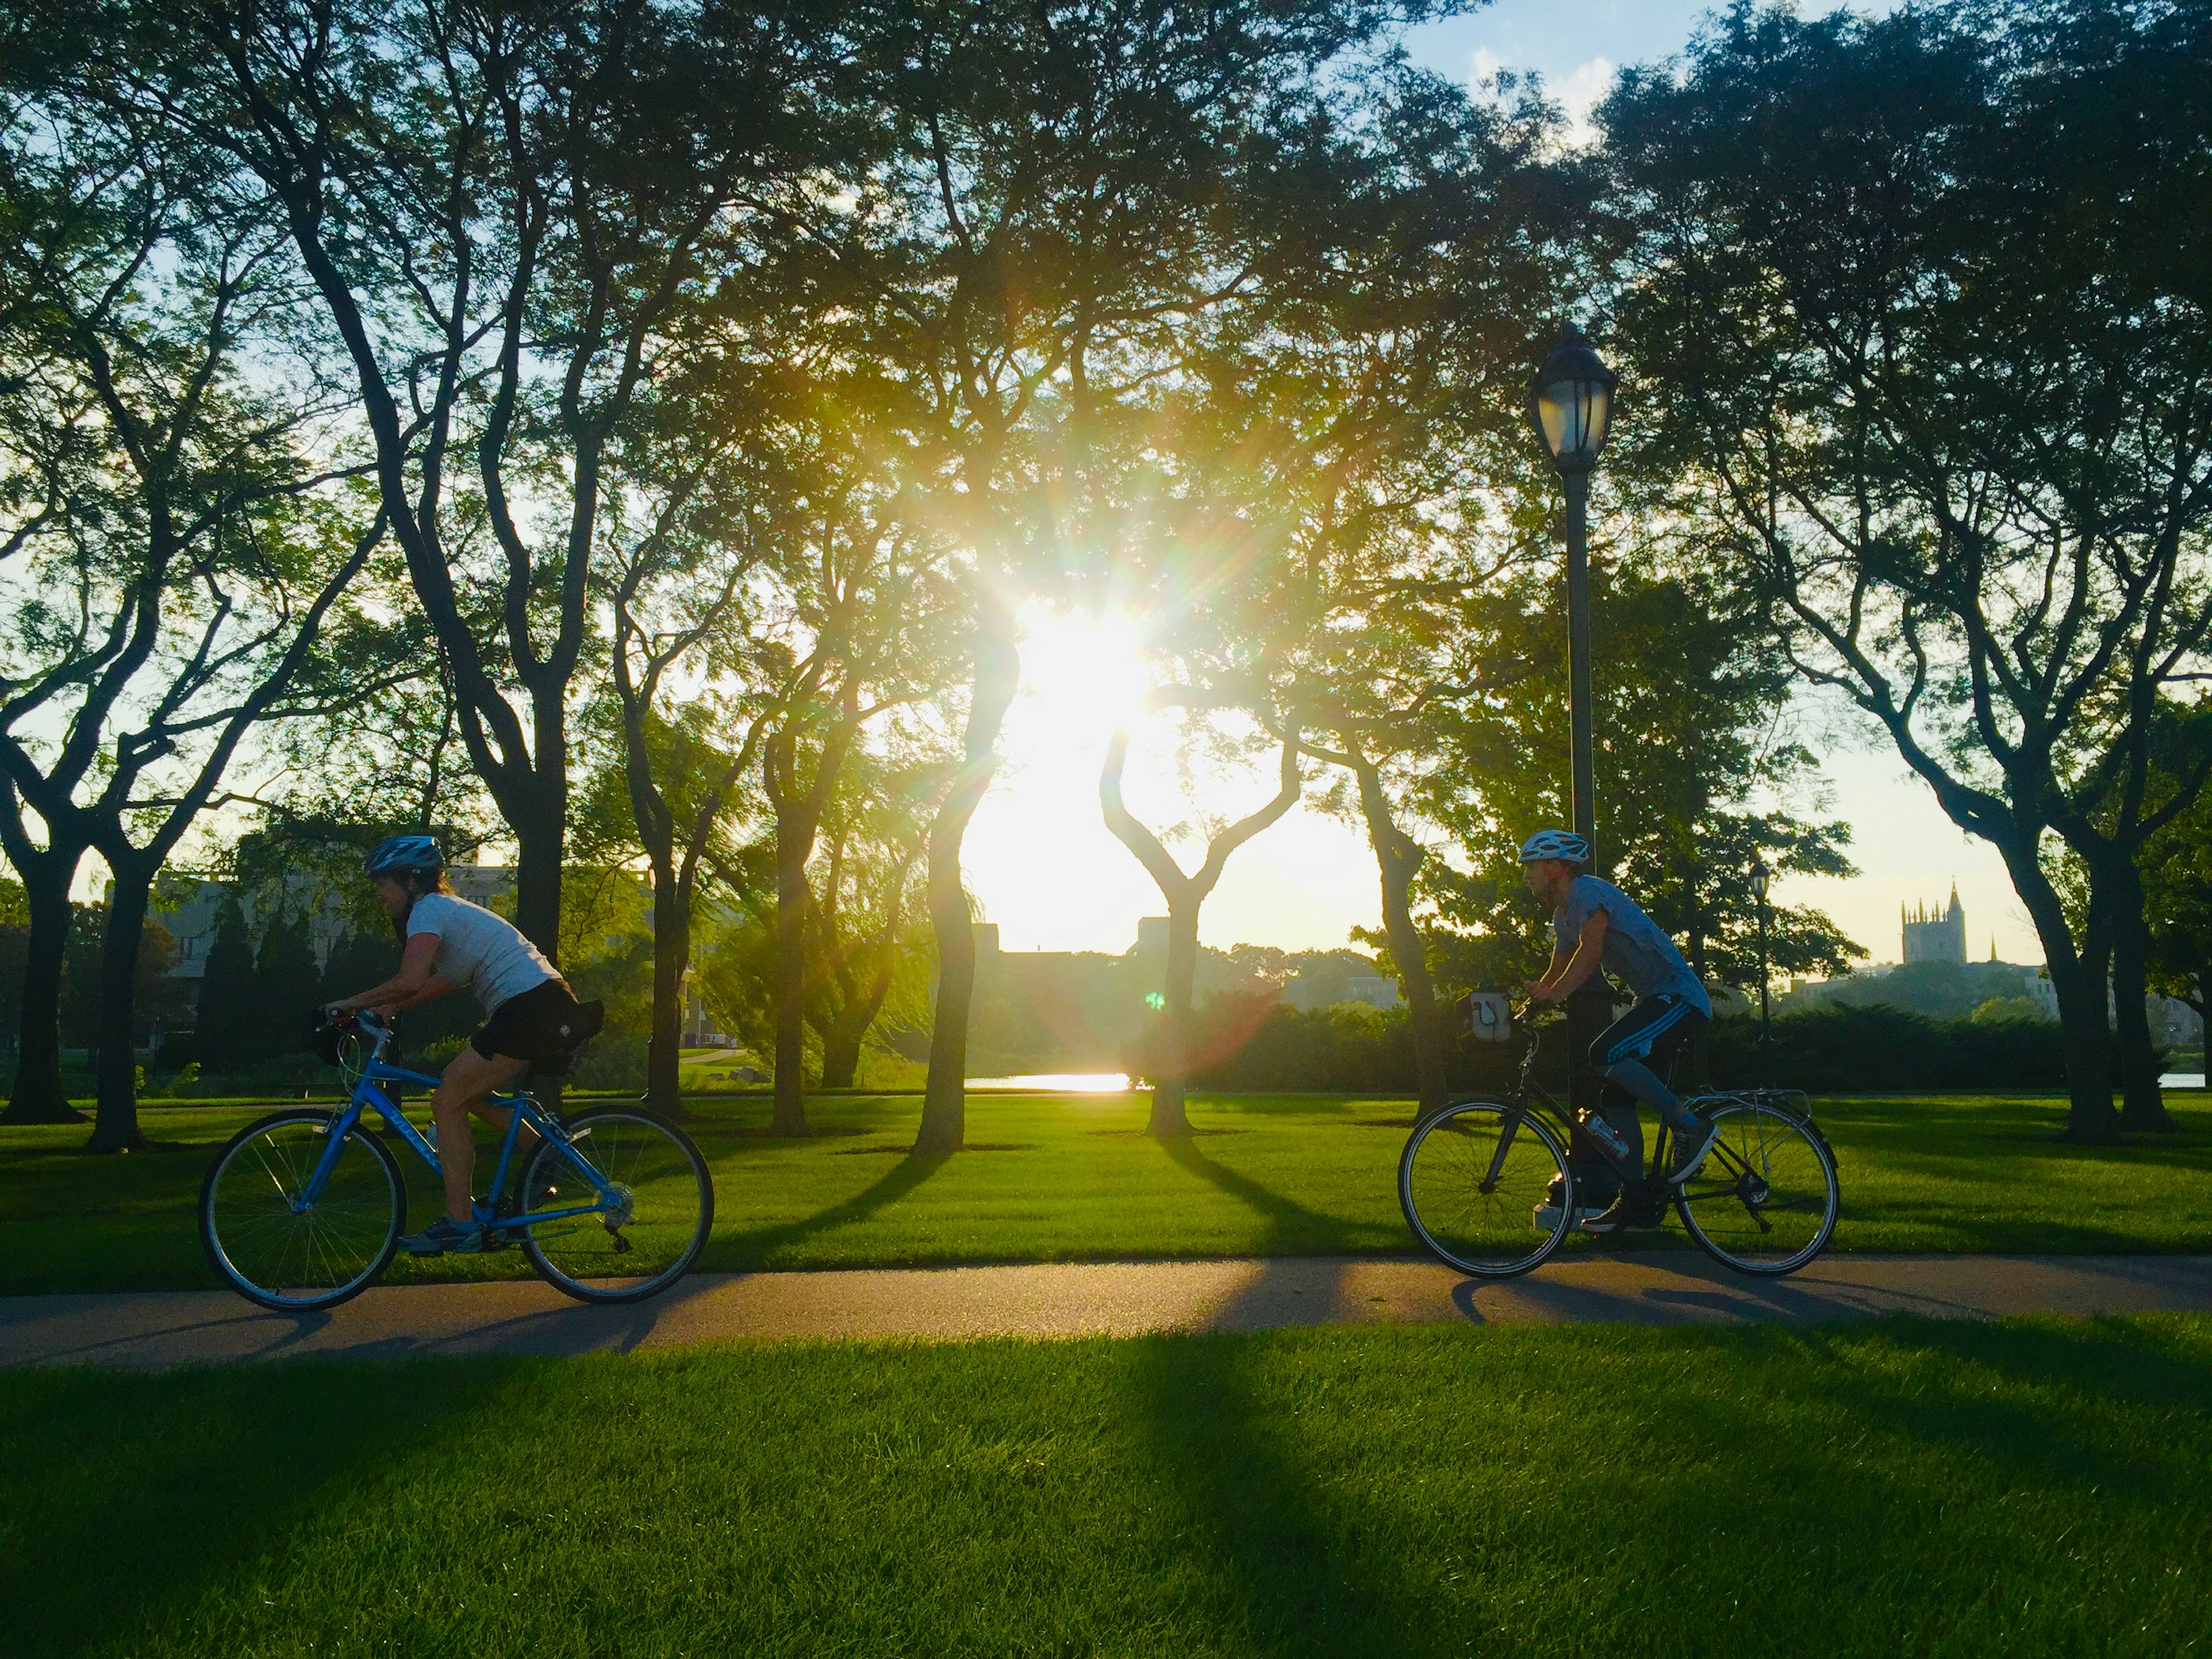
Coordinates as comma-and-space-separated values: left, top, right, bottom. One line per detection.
1777, 1316, 2212, 1504
0, 1358, 512, 1659
1134, 1333, 1436, 1658
1156, 1134, 1359, 1256
704, 1150, 953, 1270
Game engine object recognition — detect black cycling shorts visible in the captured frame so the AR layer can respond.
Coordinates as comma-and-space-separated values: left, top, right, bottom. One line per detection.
471, 979, 587, 1065
1588, 994, 1707, 1076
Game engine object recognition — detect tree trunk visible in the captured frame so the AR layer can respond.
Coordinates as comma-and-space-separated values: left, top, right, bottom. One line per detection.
1101, 728, 1302, 1139
510, 794, 566, 1115
819, 1024, 863, 1090
2001, 836, 2116, 1143
1685, 892, 1712, 1091
2101, 854, 2172, 1130
813, 960, 893, 1091
84, 864, 153, 1153
510, 793, 565, 967
1354, 764, 1443, 1115
1148, 900, 1201, 1137
1, 852, 86, 1124
771, 786, 812, 1135
645, 869, 689, 1116
914, 609, 1022, 1154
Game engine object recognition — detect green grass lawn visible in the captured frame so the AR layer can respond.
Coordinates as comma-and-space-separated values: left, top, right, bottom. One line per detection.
2, 1090, 2209, 1296
4, 1316, 2208, 1657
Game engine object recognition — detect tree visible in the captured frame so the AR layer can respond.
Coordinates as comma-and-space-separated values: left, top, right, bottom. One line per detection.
112, 0, 860, 967
796, 0, 1421, 1153
803, 748, 943, 1088
0, 81, 381, 1147
595, 353, 798, 1117
1101, 709, 1302, 1135
1409, 566, 1863, 1048
252, 906, 323, 1065
1111, 59, 1572, 1113
190, 895, 258, 1071
1603, 1, 2212, 1139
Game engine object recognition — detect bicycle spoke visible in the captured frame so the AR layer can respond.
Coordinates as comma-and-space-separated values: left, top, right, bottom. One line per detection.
1400, 1103, 1570, 1277
521, 1111, 711, 1302
203, 1115, 402, 1308
1675, 1104, 1838, 1275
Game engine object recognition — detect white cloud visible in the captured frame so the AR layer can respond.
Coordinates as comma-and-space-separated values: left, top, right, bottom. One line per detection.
1556, 55, 1617, 149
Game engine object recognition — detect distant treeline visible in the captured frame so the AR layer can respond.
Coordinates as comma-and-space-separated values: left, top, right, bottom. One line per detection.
1190, 1001, 2075, 1096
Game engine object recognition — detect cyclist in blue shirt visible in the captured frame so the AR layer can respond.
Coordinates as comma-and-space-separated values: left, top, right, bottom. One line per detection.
1519, 830, 1720, 1224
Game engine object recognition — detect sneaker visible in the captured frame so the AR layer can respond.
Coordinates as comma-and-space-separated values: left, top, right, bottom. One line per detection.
400, 1214, 486, 1256
1581, 1191, 1671, 1234
1665, 1114, 1721, 1184
1533, 1174, 1570, 1233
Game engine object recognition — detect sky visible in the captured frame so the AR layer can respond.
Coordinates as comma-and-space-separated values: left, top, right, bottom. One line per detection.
963, 0, 2044, 972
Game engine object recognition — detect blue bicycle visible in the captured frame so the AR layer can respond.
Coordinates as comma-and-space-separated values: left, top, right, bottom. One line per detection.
198, 1012, 713, 1310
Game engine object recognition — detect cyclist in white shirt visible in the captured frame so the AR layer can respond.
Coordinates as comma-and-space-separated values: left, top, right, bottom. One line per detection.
329, 835, 594, 1256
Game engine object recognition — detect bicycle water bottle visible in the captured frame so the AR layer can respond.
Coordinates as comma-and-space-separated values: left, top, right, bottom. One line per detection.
1578, 1110, 1633, 1169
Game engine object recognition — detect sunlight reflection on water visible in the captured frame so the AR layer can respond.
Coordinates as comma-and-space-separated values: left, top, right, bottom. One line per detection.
964, 1073, 1134, 1093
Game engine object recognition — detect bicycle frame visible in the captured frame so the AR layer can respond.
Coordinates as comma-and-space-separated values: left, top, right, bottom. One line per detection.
297, 1015, 618, 1233
1484, 1016, 1797, 1227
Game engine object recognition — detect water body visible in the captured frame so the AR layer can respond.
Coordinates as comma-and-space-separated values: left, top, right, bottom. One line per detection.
965, 1073, 1133, 1093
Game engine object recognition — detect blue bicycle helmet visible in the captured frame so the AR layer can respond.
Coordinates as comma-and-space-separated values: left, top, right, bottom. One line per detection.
1518, 829, 1590, 865
364, 834, 445, 878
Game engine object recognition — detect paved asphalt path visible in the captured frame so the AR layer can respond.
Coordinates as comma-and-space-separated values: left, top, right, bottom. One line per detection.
4, 1253, 2209, 1370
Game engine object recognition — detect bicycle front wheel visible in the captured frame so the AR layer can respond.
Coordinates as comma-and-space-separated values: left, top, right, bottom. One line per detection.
1675, 1101, 1839, 1276
199, 1111, 404, 1310
520, 1108, 713, 1303
1399, 1100, 1573, 1278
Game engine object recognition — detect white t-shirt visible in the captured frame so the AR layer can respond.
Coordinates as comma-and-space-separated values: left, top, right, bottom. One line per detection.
405, 893, 559, 1017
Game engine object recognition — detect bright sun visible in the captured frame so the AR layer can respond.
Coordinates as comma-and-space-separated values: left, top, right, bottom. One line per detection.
1017, 611, 1153, 733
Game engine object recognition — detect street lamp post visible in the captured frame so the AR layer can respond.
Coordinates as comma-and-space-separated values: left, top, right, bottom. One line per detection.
1530, 322, 1619, 1115
1751, 853, 1773, 1090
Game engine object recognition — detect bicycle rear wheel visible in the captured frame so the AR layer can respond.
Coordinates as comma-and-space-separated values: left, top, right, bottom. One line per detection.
1399, 1100, 1573, 1278
199, 1111, 404, 1310
520, 1108, 713, 1302
1675, 1100, 1839, 1275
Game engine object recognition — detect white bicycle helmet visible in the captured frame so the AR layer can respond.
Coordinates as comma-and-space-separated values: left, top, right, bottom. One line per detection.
1518, 829, 1590, 865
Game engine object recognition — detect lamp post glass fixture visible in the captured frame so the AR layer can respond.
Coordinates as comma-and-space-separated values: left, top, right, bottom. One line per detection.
1529, 322, 1619, 1113
1751, 853, 1774, 1086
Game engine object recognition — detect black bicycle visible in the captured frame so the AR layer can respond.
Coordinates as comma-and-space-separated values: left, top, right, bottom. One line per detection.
1399, 1007, 1839, 1278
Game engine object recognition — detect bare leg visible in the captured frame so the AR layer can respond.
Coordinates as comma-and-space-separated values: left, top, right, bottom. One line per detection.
431, 1045, 530, 1223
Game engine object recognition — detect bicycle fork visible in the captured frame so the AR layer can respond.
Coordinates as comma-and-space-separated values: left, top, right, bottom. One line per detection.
1478, 1108, 1525, 1194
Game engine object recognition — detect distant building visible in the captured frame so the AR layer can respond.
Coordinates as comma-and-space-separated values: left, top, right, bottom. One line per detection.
1283, 953, 1403, 1012
1340, 975, 1403, 1010
1902, 886, 1968, 964
156, 861, 514, 989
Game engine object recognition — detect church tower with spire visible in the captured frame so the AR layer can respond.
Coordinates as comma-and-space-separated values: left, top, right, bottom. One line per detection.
1901, 884, 1968, 964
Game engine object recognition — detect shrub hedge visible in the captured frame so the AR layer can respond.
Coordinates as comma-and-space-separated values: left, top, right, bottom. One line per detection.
1188, 999, 2075, 1094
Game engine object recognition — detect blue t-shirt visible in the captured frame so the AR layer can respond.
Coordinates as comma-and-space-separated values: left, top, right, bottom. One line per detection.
1552, 876, 1711, 1016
